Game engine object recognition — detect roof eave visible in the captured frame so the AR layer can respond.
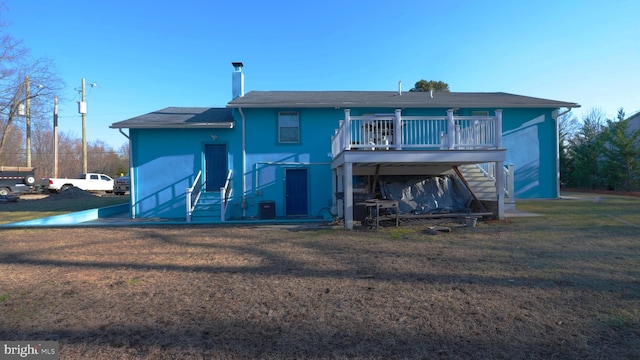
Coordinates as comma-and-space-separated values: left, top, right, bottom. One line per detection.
110, 122, 235, 129
227, 102, 581, 109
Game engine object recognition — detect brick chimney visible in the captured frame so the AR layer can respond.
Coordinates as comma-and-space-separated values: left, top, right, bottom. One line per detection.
232, 62, 244, 99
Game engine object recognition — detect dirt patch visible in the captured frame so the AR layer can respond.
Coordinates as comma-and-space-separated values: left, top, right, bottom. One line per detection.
1, 219, 638, 359
20, 187, 104, 202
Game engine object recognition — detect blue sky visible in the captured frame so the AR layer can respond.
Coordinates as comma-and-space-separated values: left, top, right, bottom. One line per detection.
4, 0, 639, 149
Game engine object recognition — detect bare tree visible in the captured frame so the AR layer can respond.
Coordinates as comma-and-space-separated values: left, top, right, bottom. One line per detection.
0, 118, 24, 164
31, 116, 53, 179
2, 7, 128, 181
56, 133, 82, 178
116, 142, 130, 176
87, 140, 121, 176
0, 12, 64, 165
558, 110, 579, 187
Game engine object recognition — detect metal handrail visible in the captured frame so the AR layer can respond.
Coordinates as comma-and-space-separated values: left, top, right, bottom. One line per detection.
186, 170, 202, 222
219, 170, 232, 222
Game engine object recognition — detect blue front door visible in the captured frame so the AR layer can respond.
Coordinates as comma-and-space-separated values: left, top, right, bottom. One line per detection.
286, 168, 308, 216
205, 144, 227, 192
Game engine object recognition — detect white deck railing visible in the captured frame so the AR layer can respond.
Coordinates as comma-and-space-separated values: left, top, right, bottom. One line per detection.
477, 163, 515, 203
331, 109, 503, 156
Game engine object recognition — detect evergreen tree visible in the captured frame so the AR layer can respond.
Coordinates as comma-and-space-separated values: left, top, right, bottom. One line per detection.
558, 111, 579, 187
601, 108, 640, 191
567, 109, 606, 189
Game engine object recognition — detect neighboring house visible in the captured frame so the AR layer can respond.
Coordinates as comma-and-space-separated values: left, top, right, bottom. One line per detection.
110, 63, 579, 229
627, 111, 640, 133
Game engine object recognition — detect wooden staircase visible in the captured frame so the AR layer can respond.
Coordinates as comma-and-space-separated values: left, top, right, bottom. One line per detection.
458, 164, 515, 210
190, 192, 223, 222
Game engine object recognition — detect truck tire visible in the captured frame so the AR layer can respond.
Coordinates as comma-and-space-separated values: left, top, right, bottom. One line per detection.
0, 187, 10, 196
23, 175, 36, 186
60, 184, 71, 192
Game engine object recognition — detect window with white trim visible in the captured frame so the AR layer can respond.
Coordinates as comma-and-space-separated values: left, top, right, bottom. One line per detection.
278, 112, 299, 143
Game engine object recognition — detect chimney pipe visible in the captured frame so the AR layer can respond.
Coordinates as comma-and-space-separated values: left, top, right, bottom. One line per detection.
232, 62, 244, 99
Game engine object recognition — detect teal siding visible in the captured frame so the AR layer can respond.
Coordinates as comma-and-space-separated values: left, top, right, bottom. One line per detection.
130, 128, 238, 218
242, 108, 338, 219
128, 105, 560, 219
501, 108, 558, 199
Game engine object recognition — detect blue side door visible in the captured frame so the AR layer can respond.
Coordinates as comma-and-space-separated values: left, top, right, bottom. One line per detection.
286, 168, 308, 216
205, 144, 227, 192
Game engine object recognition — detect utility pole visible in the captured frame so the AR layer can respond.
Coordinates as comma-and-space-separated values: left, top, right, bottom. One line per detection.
53, 96, 59, 178
25, 76, 31, 167
80, 78, 87, 174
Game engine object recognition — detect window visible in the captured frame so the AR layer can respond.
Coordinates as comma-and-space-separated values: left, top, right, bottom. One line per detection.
471, 111, 489, 116
278, 112, 299, 143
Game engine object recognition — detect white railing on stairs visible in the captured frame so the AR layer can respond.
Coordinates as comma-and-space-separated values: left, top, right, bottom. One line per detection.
186, 170, 202, 222
220, 170, 232, 222
477, 163, 514, 202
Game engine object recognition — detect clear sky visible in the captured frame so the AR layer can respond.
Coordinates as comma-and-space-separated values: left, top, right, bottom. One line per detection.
3, 0, 638, 149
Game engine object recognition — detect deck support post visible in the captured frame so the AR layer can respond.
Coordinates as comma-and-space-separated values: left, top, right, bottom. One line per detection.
336, 167, 344, 219
496, 160, 505, 220
344, 162, 354, 230
331, 167, 338, 218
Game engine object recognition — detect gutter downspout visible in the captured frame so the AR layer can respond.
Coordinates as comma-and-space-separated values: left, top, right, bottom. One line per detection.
239, 107, 247, 218
118, 129, 136, 218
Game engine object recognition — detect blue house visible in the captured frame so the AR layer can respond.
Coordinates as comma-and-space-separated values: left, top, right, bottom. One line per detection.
110, 63, 579, 229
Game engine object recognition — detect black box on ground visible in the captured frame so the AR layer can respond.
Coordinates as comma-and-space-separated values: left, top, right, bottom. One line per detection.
258, 201, 276, 219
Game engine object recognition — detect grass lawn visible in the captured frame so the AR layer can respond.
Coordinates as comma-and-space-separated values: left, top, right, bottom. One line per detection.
0, 193, 128, 224
0, 192, 638, 359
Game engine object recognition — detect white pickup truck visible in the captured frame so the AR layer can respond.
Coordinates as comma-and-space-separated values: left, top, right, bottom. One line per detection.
43, 173, 114, 193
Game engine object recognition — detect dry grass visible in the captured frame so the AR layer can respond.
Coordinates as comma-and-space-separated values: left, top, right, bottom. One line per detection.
1, 193, 639, 359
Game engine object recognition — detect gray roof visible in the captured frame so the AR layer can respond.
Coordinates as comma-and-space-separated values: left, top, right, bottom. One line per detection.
627, 111, 640, 133
110, 107, 234, 129
227, 91, 580, 109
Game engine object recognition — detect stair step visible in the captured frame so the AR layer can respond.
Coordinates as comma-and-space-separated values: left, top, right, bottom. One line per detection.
194, 203, 221, 210
465, 180, 495, 186
191, 192, 223, 221
458, 165, 505, 203
191, 209, 221, 220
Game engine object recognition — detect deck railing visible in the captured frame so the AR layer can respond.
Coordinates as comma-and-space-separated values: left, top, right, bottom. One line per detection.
477, 162, 515, 203
331, 109, 503, 156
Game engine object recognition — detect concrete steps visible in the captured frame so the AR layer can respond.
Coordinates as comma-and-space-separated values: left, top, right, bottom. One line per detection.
191, 192, 222, 222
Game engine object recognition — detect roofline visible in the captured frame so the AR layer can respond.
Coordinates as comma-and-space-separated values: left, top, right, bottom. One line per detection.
226, 91, 580, 109
110, 122, 235, 129
227, 103, 581, 109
